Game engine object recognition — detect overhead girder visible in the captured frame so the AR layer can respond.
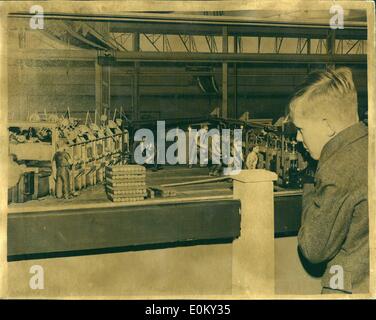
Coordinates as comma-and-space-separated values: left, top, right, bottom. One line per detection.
109, 22, 367, 40
12, 49, 367, 65
112, 51, 367, 64
40, 20, 126, 51
10, 12, 367, 40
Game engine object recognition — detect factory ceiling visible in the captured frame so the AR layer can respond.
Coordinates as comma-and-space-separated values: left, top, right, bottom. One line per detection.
9, 9, 368, 52
8, 8, 368, 67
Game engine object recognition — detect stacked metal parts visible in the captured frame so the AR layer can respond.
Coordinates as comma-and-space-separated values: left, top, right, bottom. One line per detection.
105, 165, 147, 202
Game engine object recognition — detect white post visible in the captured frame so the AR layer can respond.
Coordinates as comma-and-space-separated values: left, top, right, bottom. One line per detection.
232, 169, 277, 296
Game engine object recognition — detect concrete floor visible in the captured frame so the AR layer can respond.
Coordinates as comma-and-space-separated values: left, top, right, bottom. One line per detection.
7, 242, 234, 298
275, 237, 322, 295
6, 237, 322, 298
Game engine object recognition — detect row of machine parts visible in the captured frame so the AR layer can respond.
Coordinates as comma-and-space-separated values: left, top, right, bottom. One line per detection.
8, 113, 309, 204
246, 127, 307, 189
8, 112, 129, 202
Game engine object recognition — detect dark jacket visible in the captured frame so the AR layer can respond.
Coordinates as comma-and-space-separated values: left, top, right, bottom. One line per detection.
298, 122, 369, 294
53, 151, 71, 167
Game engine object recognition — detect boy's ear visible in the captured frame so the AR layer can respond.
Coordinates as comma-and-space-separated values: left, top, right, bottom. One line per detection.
322, 118, 336, 137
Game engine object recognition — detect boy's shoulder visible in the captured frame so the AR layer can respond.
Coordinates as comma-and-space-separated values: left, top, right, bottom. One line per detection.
318, 127, 368, 187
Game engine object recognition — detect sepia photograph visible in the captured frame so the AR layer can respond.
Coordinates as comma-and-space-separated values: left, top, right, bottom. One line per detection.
0, 0, 374, 300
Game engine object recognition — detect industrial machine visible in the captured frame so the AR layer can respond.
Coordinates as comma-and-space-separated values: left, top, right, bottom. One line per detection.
8, 113, 129, 203
123, 115, 311, 189
245, 121, 309, 189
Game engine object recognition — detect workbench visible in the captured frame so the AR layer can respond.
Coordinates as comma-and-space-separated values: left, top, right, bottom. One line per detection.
7, 167, 302, 261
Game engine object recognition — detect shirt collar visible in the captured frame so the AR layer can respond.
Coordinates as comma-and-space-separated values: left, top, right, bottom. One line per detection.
319, 122, 368, 167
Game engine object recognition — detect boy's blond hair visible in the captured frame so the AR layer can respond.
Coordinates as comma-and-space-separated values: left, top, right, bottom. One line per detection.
289, 67, 359, 127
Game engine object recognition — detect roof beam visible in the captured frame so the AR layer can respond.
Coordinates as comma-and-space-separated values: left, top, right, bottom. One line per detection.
113, 51, 367, 64
109, 22, 367, 40
11, 49, 367, 65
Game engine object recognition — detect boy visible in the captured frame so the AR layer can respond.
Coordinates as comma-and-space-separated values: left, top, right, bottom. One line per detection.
288, 67, 369, 294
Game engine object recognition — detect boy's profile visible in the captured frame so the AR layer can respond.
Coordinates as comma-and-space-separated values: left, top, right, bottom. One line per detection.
288, 67, 369, 294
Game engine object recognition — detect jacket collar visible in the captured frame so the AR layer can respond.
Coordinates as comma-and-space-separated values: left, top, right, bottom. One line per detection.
318, 122, 368, 167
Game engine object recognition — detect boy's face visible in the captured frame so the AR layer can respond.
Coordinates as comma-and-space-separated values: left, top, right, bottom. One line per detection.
292, 104, 334, 160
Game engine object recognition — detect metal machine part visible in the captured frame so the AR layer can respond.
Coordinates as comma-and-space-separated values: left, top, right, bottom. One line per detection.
245, 125, 307, 189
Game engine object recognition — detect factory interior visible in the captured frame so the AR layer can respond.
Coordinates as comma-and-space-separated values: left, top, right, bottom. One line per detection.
5, 8, 368, 296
